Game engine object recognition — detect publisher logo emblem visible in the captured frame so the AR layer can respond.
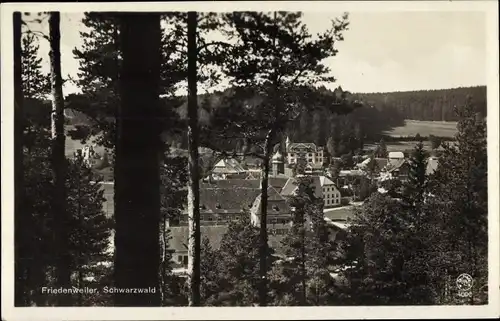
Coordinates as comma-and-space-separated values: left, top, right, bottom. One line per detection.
456, 273, 473, 298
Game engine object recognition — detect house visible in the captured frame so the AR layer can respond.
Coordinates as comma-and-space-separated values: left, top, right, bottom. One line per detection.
172, 184, 262, 227
169, 225, 228, 269
250, 186, 293, 255
385, 158, 410, 181
337, 169, 364, 187
209, 157, 247, 180
280, 175, 342, 208
355, 157, 388, 174
426, 156, 439, 175
285, 136, 325, 166
305, 163, 324, 175
388, 151, 405, 160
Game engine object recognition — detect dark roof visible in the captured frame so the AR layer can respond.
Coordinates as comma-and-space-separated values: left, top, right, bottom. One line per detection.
269, 176, 289, 190
197, 187, 261, 213
201, 179, 260, 189
375, 158, 389, 170
253, 186, 292, 215
386, 159, 407, 172
280, 176, 323, 199
169, 225, 228, 253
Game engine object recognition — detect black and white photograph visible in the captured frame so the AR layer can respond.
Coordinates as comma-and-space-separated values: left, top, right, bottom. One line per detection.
1, 1, 499, 319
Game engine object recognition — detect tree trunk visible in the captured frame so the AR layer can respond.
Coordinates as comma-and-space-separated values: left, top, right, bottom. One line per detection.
187, 11, 201, 307
49, 12, 71, 306
14, 11, 27, 307
301, 228, 307, 305
258, 130, 273, 306
114, 13, 162, 306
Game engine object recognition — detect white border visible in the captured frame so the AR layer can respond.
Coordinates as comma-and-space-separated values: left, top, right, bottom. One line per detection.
1, 1, 499, 320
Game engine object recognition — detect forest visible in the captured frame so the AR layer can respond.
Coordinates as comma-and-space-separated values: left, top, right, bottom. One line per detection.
63, 84, 486, 156
13, 11, 488, 308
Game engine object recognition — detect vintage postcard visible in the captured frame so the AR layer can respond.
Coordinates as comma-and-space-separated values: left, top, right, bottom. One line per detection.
1, 1, 499, 320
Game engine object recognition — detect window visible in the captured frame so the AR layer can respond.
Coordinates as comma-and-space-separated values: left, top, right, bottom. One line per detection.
308, 153, 312, 157
183, 256, 188, 266
178, 255, 182, 263
215, 204, 221, 209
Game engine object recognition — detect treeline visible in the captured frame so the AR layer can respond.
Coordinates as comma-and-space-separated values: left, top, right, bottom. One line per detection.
356, 86, 487, 121
62, 85, 485, 155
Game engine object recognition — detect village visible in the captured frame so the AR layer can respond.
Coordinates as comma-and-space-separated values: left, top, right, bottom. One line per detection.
76, 133, 442, 277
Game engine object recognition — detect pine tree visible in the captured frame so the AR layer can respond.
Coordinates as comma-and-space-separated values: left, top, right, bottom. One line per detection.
271, 177, 337, 306
186, 11, 202, 307
14, 11, 27, 307
403, 141, 428, 207
206, 12, 356, 306
365, 153, 379, 182
65, 156, 113, 306
160, 150, 188, 306
375, 138, 388, 158
339, 193, 411, 304
216, 214, 267, 306
200, 237, 223, 305
70, 13, 186, 148
21, 33, 50, 100
49, 12, 71, 306
114, 13, 162, 306
430, 98, 487, 304
21, 126, 56, 306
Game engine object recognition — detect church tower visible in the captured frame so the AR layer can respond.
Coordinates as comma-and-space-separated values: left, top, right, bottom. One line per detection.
272, 151, 285, 176
285, 136, 291, 152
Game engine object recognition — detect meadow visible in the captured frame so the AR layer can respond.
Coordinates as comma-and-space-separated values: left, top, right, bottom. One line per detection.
382, 120, 458, 138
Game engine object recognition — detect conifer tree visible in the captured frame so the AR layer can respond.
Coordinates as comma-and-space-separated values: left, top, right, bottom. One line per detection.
114, 13, 162, 306
49, 12, 71, 306
215, 214, 267, 306
159, 150, 188, 306
271, 177, 337, 305
375, 138, 388, 158
340, 193, 412, 304
65, 156, 113, 306
430, 98, 487, 304
200, 237, 223, 305
14, 11, 27, 307
403, 140, 428, 207
205, 12, 357, 305
21, 33, 50, 100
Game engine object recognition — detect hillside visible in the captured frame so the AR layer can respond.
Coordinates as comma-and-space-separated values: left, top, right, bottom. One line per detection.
356, 85, 486, 122
55, 85, 484, 155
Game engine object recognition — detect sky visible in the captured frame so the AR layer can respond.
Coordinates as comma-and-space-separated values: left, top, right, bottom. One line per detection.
26, 10, 487, 95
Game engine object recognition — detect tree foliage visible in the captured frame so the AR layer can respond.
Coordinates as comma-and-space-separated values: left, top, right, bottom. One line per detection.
270, 177, 337, 306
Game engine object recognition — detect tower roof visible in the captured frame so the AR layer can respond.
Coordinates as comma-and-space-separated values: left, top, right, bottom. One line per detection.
272, 151, 284, 162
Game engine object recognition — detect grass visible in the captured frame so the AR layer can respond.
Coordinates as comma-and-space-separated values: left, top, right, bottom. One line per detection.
383, 120, 458, 138
365, 140, 434, 152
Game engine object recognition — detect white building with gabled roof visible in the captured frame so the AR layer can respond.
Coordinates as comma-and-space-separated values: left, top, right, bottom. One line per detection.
281, 175, 342, 208
285, 136, 325, 166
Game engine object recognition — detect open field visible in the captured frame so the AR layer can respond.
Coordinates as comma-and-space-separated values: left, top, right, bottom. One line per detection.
383, 120, 458, 138
365, 140, 434, 152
